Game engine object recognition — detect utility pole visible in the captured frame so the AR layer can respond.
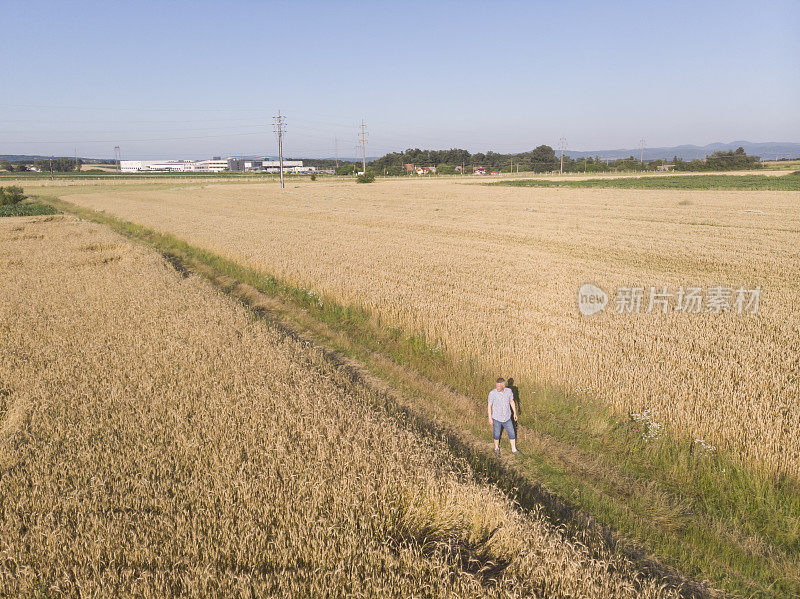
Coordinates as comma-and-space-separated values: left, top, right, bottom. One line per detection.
640, 138, 645, 164
559, 137, 566, 175
335, 136, 339, 168
75, 148, 78, 172
510, 156, 513, 175
273, 110, 285, 189
50, 156, 53, 180
359, 119, 367, 175
114, 146, 121, 171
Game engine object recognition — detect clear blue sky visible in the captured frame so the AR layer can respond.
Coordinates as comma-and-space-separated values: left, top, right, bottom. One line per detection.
2, 0, 798, 159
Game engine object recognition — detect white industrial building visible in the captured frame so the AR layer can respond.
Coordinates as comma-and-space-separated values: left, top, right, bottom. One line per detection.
121, 157, 315, 174
120, 159, 230, 173
228, 158, 314, 174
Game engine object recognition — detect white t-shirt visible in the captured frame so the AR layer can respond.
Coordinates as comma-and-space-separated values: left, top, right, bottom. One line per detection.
488, 388, 513, 422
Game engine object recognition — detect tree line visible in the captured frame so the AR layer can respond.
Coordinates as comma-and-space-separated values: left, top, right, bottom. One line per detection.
1, 158, 82, 172
368, 146, 564, 174
671, 147, 761, 171
360, 145, 762, 175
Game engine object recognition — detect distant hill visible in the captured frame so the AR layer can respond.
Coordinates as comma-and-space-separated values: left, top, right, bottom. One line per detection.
562, 141, 800, 162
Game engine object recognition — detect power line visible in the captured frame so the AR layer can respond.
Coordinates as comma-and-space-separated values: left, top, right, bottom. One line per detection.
0, 102, 273, 113
2, 131, 272, 144
273, 110, 286, 189
359, 119, 368, 175
0, 124, 274, 136
0, 117, 270, 125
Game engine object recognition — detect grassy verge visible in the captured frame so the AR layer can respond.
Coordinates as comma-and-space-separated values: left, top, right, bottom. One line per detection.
40, 194, 800, 597
0, 201, 59, 217
489, 174, 800, 191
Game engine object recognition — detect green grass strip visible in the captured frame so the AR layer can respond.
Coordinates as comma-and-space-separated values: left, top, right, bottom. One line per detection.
0, 201, 59, 217
490, 174, 800, 191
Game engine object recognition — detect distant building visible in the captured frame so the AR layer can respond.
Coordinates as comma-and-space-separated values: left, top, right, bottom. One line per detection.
261, 160, 314, 174
415, 166, 436, 175
121, 157, 315, 174
193, 159, 229, 172
657, 164, 675, 171
227, 158, 314, 174
472, 165, 486, 174
120, 159, 228, 173
403, 163, 415, 172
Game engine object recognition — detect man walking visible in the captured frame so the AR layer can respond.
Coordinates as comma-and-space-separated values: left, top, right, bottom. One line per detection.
488, 377, 519, 456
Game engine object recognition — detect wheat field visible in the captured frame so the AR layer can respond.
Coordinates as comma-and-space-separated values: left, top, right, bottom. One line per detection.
0, 215, 678, 597
60, 177, 800, 478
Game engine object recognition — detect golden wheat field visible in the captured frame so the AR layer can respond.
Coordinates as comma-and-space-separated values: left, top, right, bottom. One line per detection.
0, 214, 679, 597
58, 177, 800, 478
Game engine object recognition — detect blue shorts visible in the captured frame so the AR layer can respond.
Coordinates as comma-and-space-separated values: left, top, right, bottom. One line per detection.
493, 418, 516, 440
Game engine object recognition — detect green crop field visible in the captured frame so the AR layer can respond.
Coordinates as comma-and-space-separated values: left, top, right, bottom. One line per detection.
0, 201, 59, 217
491, 173, 800, 191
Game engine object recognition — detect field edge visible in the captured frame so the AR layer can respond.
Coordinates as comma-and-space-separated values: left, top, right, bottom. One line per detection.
36, 194, 800, 598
